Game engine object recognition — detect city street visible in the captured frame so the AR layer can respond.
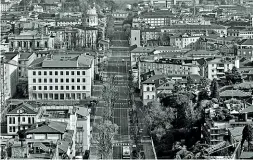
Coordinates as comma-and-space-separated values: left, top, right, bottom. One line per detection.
92, 25, 131, 159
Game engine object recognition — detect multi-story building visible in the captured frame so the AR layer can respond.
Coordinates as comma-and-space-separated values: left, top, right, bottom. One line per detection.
172, 33, 201, 49
150, 0, 173, 8
55, 18, 82, 27
86, 6, 98, 27
1, 1, 12, 12
130, 47, 155, 67
1, 52, 19, 102
238, 27, 253, 39
237, 39, 253, 58
28, 53, 94, 100
50, 26, 98, 50
134, 10, 174, 27
8, 30, 55, 51
6, 102, 39, 135
206, 57, 239, 80
130, 29, 141, 47
112, 10, 129, 24
18, 52, 37, 81
141, 28, 161, 47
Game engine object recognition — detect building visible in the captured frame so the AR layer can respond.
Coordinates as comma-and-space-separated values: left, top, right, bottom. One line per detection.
130, 47, 155, 67
55, 18, 82, 27
8, 30, 55, 51
6, 103, 38, 135
112, 10, 129, 24
28, 53, 94, 100
1, 1, 12, 12
141, 28, 161, 47
150, 0, 173, 8
33, 4, 43, 12
18, 52, 37, 81
239, 28, 253, 39
50, 26, 98, 50
141, 74, 166, 105
206, 57, 239, 80
172, 32, 201, 49
86, 5, 98, 27
130, 29, 141, 47
1, 52, 19, 102
237, 39, 253, 58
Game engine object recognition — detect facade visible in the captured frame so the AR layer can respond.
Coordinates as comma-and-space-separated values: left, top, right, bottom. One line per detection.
112, 10, 129, 24
172, 33, 201, 49
239, 28, 253, 39
8, 30, 55, 51
1, 1, 11, 12
141, 28, 161, 47
130, 47, 155, 67
28, 53, 94, 100
86, 6, 98, 27
18, 52, 37, 81
237, 39, 253, 58
130, 29, 141, 47
1, 52, 19, 101
207, 57, 239, 80
50, 26, 98, 50
55, 18, 82, 27
6, 103, 38, 135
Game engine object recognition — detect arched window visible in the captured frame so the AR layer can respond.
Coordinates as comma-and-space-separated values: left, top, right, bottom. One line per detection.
152, 95, 155, 99
37, 42, 40, 47
152, 87, 155, 91
147, 95, 149, 99
146, 87, 150, 91
45, 41, 48, 48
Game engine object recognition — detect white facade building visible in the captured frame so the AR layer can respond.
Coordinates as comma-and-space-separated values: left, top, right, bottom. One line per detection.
28, 53, 94, 100
86, 6, 98, 27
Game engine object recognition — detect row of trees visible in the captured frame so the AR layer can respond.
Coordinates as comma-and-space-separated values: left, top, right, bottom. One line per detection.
94, 76, 119, 159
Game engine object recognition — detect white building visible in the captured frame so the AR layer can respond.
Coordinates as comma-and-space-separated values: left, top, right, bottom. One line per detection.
173, 33, 201, 49
1, 1, 11, 12
86, 5, 98, 27
33, 4, 43, 12
207, 57, 239, 80
28, 53, 94, 100
18, 52, 37, 81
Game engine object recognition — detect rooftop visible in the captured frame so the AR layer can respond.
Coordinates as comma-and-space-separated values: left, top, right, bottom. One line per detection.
142, 75, 165, 84
7, 103, 38, 115
220, 90, 251, 97
131, 47, 155, 53
238, 39, 253, 45
26, 121, 67, 134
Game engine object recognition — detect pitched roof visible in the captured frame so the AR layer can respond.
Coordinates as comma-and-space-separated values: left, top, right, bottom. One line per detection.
7, 103, 38, 115
142, 75, 165, 84
239, 39, 253, 45
240, 152, 253, 159
26, 121, 67, 134
228, 127, 244, 142
240, 106, 253, 113
220, 90, 251, 97
58, 140, 70, 153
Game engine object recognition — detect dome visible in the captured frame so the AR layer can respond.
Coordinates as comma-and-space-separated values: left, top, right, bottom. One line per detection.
87, 7, 97, 16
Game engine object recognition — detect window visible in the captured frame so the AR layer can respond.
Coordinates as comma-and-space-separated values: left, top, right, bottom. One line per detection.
38, 71, 41, 75
55, 86, 58, 90
39, 86, 42, 90
71, 71, 75, 75
152, 87, 155, 91
66, 71, 69, 75
28, 117, 31, 123
13, 127, 16, 132
83, 86, 86, 90
13, 117, 15, 124
9, 127, 12, 132
44, 78, 47, 83
33, 71, 36, 75
9, 117, 12, 124
38, 78, 42, 83
44, 71, 47, 75
146, 87, 150, 91
72, 86, 75, 90
49, 78, 53, 83
32, 117, 34, 123
49, 71, 52, 75
50, 86, 53, 90
61, 78, 64, 83
60, 71, 63, 75
55, 79, 58, 83
66, 86, 69, 90
72, 78, 75, 83
82, 71, 85, 75
147, 95, 149, 99
18, 117, 20, 123
77, 71, 80, 75
152, 95, 155, 99
55, 71, 58, 75
77, 86, 80, 90
33, 86, 36, 90
61, 86, 64, 90
22, 117, 25, 122
66, 79, 69, 83
33, 79, 36, 83
44, 86, 47, 90
82, 78, 85, 82
77, 78, 80, 82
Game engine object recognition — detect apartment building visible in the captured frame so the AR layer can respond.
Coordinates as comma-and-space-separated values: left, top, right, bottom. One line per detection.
55, 18, 82, 27
112, 10, 129, 24
237, 39, 253, 58
1, 1, 12, 12
207, 57, 239, 80
172, 33, 201, 49
18, 52, 37, 81
130, 47, 155, 67
141, 28, 161, 47
28, 53, 94, 100
239, 28, 253, 39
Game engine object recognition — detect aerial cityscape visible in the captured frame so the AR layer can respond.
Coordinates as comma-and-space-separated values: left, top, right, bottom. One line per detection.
1, 0, 253, 159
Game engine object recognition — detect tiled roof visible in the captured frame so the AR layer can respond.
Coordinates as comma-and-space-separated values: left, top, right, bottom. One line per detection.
142, 75, 165, 84
26, 121, 67, 134
7, 103, 38, 115
131, 47, 154, 53
3, 52, 19, 61
220, 90, 251, 97
19, 52, 34, 60
239, 39, 253, 45
240, 106, 253, 113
